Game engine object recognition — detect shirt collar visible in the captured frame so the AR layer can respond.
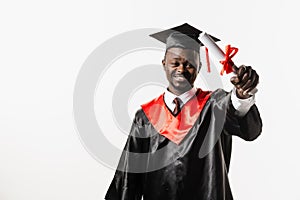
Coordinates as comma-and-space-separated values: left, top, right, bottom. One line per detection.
164, 87, 197, 109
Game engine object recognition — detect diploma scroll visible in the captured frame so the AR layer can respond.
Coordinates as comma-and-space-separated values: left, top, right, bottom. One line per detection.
199, 32, 257, 95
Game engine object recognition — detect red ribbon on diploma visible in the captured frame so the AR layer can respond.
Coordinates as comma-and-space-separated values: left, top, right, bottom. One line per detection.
220, 45, 238, 75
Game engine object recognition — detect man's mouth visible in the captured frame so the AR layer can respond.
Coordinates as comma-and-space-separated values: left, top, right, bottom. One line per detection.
174, 74, 188, 82
174, 75, 186, 81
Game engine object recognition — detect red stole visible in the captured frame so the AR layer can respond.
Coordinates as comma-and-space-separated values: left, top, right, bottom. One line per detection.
141, 89, 211, 145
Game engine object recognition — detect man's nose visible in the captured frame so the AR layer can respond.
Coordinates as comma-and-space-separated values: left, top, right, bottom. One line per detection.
177, 63, 187, 72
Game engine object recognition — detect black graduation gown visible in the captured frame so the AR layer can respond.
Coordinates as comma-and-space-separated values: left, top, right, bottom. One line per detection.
105, 89, 262, 200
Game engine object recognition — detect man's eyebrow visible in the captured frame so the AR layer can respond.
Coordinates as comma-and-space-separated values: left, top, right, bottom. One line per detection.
169, 57, 195, 63
168, 56, 183, 60
170, 57, 181, 60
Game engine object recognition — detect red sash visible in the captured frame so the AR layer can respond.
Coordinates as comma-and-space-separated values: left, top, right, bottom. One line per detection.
141, 89, 211, 144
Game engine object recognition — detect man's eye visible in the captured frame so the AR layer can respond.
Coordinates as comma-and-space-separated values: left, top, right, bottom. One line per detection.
172, 62, 180, 67
187, 63, 195, 69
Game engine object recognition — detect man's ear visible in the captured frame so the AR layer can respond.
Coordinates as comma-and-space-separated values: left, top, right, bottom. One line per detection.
162, 59, 166, 70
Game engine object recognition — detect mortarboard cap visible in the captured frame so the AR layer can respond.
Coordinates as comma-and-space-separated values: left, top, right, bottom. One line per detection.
149, 23, 220, 53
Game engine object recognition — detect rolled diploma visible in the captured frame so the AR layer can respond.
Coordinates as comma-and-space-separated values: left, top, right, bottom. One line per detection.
199, 32, 238, 71
199, 32, 257, 95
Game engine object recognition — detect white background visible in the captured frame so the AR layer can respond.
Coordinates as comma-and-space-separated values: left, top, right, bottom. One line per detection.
1, 0, 299, 199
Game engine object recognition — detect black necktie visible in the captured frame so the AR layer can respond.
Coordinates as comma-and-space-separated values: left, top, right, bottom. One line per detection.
172, 97, 181, 115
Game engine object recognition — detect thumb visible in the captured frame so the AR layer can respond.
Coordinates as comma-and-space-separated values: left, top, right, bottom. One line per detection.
230, 76, 239, 85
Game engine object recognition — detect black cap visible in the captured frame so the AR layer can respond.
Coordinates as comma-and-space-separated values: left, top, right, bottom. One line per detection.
149, 23, 220, 53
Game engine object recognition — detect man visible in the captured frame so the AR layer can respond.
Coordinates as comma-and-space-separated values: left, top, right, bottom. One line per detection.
105, 23, 262, 200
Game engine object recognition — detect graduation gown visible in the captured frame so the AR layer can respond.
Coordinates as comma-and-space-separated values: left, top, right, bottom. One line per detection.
105, 88, 262, 200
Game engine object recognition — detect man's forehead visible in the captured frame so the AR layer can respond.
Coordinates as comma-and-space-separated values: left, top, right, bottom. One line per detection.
166, 48, 199, 60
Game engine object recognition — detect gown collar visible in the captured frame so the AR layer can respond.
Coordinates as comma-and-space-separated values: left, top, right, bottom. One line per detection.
164, 87, 197, 110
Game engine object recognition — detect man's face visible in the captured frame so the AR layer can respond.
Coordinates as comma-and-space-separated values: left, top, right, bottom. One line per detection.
162, 47, 200, 95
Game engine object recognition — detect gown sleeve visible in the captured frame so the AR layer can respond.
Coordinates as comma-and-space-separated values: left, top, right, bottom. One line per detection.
223, 92, 263, 141
105, 109, 148, 200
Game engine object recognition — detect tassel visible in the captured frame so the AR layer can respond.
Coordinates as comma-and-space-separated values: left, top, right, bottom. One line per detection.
205, 47, 210, 73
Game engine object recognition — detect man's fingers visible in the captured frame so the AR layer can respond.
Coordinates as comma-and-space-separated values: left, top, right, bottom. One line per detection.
244, 73, 259, 94
233, 65, 250, 87
238, 69, 252, 88
240, 69, 256, 91
236, 65, 248, 79
230, 76, 240, 85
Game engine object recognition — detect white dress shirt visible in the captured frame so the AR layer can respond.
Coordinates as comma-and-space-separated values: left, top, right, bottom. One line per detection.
163, 87, 255, 117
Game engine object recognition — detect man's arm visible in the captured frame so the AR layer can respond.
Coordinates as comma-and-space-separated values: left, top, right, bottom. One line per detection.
223, 65, 262, 140
224, 97, 262, 141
